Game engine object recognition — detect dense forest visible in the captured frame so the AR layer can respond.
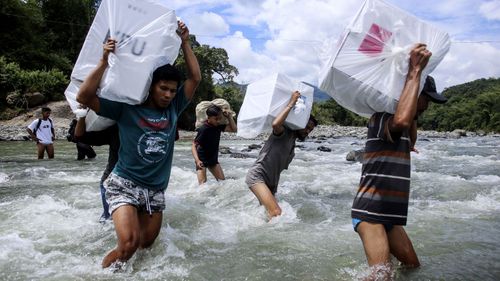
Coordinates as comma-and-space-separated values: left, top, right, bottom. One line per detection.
0, 0, 240, 130
1, 0, 498, 133
419, 78, 500, 133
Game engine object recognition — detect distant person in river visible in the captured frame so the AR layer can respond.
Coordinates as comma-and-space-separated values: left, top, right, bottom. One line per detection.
350, 43, 447, 280
191, 104, 237, 184
68, 118, 97, 161
246, 91, 317, 219
26, 107, 55, 159
76, 142, 97, 160
76, 20, 200, 269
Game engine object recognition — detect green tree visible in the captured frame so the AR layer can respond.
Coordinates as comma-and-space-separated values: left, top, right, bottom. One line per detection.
0, 0, 97, 73
419, 78, 500, 133
175, 35, 239, 130
0, 0, 48, 70
40, 0, 96, 67
214, 82, 244, 114
312, 99, 368, 126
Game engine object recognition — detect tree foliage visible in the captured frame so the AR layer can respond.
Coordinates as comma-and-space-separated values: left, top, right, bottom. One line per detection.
311, 77, 500, 133
175, 35, 239, 130
1, 0, 95, 73
1, 1, 498, 133
312, 99, 368, 126
419, 77, 500, 133
0, 1, 241, 128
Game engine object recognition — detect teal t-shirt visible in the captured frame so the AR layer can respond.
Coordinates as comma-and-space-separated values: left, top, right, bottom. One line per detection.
97, 85, 189, 191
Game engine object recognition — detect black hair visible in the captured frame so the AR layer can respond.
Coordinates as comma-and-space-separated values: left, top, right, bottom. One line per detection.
309, 114, 318, 126
206, 105, 222, 117
42, 107, 51, 113
151, 64, 182, 86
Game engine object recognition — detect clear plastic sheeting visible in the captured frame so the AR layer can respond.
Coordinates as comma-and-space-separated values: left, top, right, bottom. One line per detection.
237, 73, 314, 139
64, 0, 180, 131
319, 0, 450, 117
195, 99, 235, 129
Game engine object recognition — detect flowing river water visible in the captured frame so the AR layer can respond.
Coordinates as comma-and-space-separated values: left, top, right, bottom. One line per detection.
0, 135, 499, 280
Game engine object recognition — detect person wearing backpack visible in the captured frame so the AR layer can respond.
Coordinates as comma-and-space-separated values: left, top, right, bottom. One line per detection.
27, 107, 55, 159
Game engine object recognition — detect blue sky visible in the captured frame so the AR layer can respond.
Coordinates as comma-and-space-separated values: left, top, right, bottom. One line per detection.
163, 0, 500, 91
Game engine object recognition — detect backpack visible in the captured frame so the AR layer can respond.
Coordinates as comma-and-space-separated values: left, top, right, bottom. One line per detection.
34, 118, 53, 133
67, 119, 77, 142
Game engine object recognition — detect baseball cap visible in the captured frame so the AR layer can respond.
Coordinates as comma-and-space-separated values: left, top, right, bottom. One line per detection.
421, 76, 447, 104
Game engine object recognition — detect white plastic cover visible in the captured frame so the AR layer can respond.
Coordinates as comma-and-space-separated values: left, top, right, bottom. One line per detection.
319, 0, 450, 117
237, 73, 314, 139
195, 99, 235, 129
64, 0, 181, 131
64, 81, 115, 131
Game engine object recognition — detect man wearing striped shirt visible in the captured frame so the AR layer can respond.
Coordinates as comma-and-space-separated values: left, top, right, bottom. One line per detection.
351, 43, 447, 278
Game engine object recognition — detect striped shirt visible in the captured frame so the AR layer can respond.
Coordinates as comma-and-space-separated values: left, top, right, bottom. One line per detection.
351, 112, 411, 225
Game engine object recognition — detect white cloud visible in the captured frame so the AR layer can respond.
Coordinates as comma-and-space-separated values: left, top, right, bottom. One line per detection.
480, 0, 500, 20
187, 11, 230, 36
433, 42, 500, 90
172, 0, 500, 91
217, 31, 277, 84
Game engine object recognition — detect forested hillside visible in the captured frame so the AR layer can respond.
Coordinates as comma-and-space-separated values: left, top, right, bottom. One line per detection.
310, 78, 500, 133
0, 0, 241, 130
419, 78, 500, 132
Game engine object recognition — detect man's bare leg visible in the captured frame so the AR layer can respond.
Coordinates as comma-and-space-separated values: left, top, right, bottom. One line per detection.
388, 226, 420, 268
250, 182, 281, 218
208, 164, 225, 181
102, 205, 140, 268
196, 167, 207, 185
357, 221, 393, 280
36, 143, 45, 159
138, 212, 163, 248
46, 144, 54, 159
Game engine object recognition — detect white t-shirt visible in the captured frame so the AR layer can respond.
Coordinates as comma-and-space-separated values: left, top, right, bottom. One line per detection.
28, 119, 54, 144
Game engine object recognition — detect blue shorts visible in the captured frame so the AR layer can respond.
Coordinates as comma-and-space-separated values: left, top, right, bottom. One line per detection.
352, 218, 394, 233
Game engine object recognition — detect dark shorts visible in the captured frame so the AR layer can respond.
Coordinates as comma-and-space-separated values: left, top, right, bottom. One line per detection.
196, 150, 219, 170
352, 218, 394, 233
245, 167, 278, 195
195, 160, 219, 170
104, 173, 165, 215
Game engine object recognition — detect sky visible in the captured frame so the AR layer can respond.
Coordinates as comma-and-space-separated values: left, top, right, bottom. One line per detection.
163, 0, 500, 92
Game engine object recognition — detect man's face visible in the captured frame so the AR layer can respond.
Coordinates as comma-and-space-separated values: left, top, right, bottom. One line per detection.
297, 120, 316, 141
207, 112, 223, 126
150, 80, 178, 109
42, 111, 51, 119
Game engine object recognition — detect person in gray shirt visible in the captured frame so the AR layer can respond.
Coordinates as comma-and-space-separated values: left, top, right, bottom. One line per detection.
246, 91, 317, 219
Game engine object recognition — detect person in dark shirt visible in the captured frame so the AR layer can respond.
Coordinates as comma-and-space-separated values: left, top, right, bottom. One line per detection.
191, 105, 237, 184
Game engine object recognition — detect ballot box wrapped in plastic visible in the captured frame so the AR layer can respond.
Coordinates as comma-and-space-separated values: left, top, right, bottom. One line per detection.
195, 99, 235, 129
319, 0, 450, 117
64, 81, 116, 131
65, 0, 180, 131
237, 73, 314, 139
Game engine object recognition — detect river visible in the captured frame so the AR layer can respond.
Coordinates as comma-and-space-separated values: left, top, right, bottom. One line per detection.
0, 135, 499, 280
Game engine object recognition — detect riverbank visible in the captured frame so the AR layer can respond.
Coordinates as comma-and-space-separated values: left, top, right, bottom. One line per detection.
1, 101, 497, 141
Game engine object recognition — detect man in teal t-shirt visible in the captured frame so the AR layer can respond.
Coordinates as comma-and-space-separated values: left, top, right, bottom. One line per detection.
77, 21, 201, 269
98, 85, 187, 191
